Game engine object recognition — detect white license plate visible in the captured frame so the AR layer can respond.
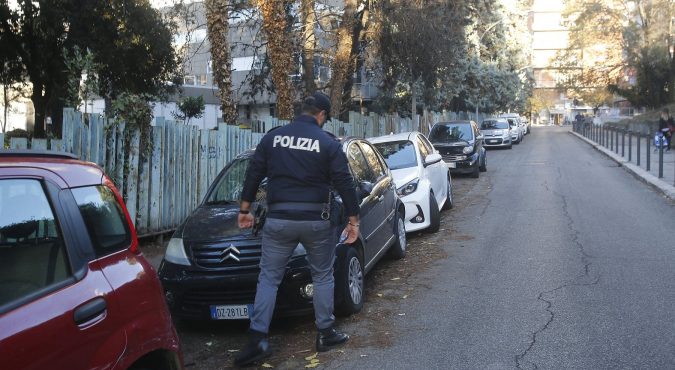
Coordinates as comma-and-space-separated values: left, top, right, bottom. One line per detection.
447, 162, 457, 168
488, 140, 498, 144
210, 304, 252, 320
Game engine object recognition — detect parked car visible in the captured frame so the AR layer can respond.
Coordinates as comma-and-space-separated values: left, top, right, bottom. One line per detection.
428, 121, 487, 178
480, 119, 513, 149
500, 113, 526, 140
370, 132, 452, 234
158, 137, 406, 321
0, 151, 183, 370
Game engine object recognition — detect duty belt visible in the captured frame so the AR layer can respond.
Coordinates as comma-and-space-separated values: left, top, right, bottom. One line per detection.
267, 202, 331, 220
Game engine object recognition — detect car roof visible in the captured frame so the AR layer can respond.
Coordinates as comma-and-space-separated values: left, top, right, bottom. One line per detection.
0, 151, 105, 188
368, 132, 418, 144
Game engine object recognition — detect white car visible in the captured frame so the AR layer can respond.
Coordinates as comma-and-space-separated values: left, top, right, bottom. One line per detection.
500, 113, 527, 138
370, 132, 453, 233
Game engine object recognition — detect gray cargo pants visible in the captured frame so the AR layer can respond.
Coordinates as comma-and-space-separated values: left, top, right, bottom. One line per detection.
249, 217, 336, 333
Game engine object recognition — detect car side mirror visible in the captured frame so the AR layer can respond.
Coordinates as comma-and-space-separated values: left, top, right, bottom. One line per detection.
359, 181, 374, 197
424, 153, 442, 167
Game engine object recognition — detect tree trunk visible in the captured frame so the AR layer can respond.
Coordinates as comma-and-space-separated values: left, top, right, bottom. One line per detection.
329, 0, 368, 120
205, 0, 238, 124
301, 0, 317, 95
32, 87, 46, 138
258, 0, 294, 120
2, 84, 8, 133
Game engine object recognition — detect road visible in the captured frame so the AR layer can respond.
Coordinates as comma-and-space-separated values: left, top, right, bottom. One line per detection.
143, 126, 675, 369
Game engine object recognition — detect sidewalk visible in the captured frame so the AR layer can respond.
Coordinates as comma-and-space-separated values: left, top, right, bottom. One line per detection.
570, 129, 675, 201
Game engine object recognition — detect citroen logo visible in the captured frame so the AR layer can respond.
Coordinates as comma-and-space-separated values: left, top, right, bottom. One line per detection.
220, 244, 241, 262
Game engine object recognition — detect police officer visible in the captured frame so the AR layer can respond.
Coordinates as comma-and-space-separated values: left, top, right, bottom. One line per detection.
234, 92, 360, 367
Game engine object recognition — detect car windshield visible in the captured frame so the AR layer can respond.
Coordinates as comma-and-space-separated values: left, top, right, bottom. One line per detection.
373, 140, 418, 170
206, 157, 250, 205
429, 124, 473, 143
481, 120, 509, 130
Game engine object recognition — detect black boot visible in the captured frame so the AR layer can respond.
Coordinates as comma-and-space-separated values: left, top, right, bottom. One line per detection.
234, 329, 272, 367
316, 327, 349, 352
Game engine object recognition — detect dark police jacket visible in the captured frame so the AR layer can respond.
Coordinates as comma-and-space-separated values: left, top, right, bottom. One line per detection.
241, 114, 359, 218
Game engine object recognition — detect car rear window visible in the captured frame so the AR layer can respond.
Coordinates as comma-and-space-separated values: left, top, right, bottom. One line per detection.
481, 120, 509, 130
374, 140, 418, 170
429, 124, 473, 143
72, 186, 131, 257
0, 179, 71, 308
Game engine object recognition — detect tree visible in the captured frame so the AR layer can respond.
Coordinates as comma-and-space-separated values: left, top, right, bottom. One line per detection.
556, 0, 675, 109
0, 0, 180, 137
257, 0, 294, 120
328, 0, 369, 120
373, 0, 471, 118
173, 95, 206, 125
300, 0, 317, 95
205, 0, 239, 124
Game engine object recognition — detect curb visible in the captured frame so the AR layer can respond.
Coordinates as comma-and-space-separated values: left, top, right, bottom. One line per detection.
569, 131, 675, 202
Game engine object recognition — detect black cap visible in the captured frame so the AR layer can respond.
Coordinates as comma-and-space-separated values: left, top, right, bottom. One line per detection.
305, 92, 331, 120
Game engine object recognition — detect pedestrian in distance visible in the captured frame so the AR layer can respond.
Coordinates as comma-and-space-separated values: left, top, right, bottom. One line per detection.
234, 92, 361, 367
658, 108, 673, 151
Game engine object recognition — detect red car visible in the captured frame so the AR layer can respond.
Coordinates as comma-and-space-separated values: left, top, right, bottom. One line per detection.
0, 151, 183, 370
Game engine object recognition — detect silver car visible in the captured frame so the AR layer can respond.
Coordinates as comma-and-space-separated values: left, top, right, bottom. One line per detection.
480, 119, 513, 149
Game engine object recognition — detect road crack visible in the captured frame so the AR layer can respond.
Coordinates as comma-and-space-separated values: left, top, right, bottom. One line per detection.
516, 177, 600, 370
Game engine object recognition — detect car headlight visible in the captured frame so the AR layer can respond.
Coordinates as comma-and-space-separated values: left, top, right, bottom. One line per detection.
462, 146, 473, 154
397, 178, 419, 196
292, 243, 307, 257
494, 130, 503, 135
165, 238, 191, 266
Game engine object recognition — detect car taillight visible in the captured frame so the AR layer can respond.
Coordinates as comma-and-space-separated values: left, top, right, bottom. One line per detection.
104, 176, 140, 254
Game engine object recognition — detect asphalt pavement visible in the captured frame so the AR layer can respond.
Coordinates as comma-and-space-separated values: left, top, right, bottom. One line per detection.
323, 126, 675, 370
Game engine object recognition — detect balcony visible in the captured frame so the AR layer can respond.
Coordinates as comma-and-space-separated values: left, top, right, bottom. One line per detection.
351, 82, 378, 102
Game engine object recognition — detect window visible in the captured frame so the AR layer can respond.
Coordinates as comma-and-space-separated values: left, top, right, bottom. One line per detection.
72, 186, 131, 257
373, 140, 418, 170
0, 179, 70, 307
416, 137, 430, 159
347, 143, 373, 183
198, 74, 208, 86
429, 124, 473, 143
481, 120, 509, 130
207, 158, 250, 204
184, 75, 196, 86
207, 60, 213, 74
358, 142, 385, 181
419, 135, 436, 156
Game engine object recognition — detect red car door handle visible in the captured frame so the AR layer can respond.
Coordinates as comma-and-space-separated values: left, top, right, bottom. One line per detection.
74, 297, 107, 326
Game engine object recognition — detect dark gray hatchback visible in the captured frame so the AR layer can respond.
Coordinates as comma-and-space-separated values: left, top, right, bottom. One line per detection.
158, 137, 406, 321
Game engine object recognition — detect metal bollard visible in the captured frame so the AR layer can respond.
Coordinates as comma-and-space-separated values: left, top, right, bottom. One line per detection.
647, 133, 651, 171
658, 145, 664, 178
635, 132, 642, 167
615, 129, 620, 154
628, 130, 632, 161
610, 126, 613, 149
621, 129, 625, 157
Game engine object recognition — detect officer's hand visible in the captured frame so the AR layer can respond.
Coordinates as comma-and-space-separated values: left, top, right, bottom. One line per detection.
342, 223, 359, 244
238, 213, 254, 229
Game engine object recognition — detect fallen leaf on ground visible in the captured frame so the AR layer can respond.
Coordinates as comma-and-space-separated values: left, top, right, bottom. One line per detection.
304, 353, 318, 361
398, 313, 406, 316
391, 277, 401, 281
376, 293, 383, 297
402, 295, 408, 299
360, 354, 368, 357
205, 342, 212, 346
305, 362, 320, 368
227, 350, 239, 353
262, 363, 274, 368
310, 359, 320, 364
